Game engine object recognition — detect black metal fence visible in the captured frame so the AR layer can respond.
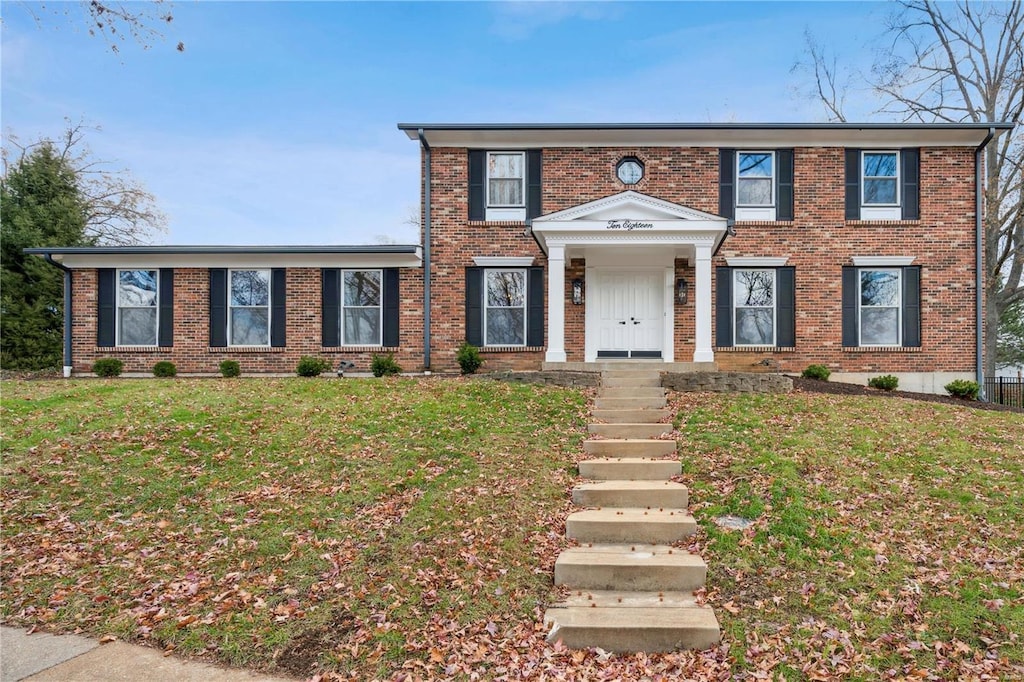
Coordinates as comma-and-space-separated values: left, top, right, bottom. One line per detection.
985, 376, 1024, 408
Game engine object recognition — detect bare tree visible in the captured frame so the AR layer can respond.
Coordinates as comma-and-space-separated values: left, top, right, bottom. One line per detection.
797, 0, 1024, 376
3, 121, 167, 245
18, 0, 184, 52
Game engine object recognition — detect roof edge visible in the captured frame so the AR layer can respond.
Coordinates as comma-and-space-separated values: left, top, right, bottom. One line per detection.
25, 245, 422, 256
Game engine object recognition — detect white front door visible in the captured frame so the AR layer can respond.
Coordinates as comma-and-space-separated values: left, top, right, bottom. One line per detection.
592, 270, 664, 359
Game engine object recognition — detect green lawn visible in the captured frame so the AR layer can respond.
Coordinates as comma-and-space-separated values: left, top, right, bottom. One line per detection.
2, 378, 1022, 681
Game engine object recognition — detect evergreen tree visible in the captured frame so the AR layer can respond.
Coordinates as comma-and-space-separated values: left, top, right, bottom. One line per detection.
1, 143, 92, 369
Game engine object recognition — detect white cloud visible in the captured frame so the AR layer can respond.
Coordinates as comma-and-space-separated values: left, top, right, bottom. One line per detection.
490, 1, 624, 41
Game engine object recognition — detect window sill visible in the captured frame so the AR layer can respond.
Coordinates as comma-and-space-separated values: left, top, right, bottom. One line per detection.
210, 346, 284, 353
733, 221, 794, 227
468, 220, 528, 227
842, 346, 922, 352
845, 220, 920, 226
97, 346, 163, 352
715, 346, 796, 352
321, 346, 399, 352
479, 346, 544, 353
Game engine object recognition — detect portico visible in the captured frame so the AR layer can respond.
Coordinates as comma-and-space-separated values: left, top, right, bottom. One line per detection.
531, 191, 730, 364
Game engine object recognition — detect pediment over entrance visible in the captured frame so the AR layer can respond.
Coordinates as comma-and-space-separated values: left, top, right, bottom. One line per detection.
533, 190, 724, 223
530, 191, 730, 259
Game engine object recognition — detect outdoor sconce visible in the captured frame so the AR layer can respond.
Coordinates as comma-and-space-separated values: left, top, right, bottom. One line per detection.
572, 278, 584, 305
676, 278, 689, 305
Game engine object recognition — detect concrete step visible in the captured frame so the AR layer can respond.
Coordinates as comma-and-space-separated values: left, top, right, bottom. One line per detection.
588, 423, 673, 438
554, 545, 706, 591
557, 590, 701, 609
591, 408, 672, 424
544, 605, 721, 652
601, 374, 663, 388
572, 480, 688, 508
598, 386, 667, 399
579, 457, 681, 480
583, 439, 676, 457
566, 508, 696, 544
594, 397, 667, 410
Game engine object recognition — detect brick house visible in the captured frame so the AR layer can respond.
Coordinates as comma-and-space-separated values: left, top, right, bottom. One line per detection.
29, 122, 1011, 392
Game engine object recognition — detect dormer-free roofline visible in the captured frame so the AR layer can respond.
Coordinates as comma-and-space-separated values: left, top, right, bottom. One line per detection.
398, 121, 1014, 148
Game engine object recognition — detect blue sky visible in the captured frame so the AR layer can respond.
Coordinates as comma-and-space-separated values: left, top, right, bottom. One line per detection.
2, 1, 889, 245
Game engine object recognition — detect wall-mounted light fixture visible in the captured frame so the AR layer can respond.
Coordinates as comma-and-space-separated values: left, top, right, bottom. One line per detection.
572, 278, 584, 305
676, 278, 689, 305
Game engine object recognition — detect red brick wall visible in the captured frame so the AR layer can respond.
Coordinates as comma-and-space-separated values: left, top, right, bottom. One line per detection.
71, 268, 426, 375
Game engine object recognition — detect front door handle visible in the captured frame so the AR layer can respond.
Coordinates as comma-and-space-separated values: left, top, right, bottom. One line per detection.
618, 320, 627, 325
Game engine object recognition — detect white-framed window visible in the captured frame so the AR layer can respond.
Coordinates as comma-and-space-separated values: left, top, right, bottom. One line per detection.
117, 269, 158, 346
862, 151, 899, 206
859, 268, 901, 346
487, 152, 525, 208
484, 269, 526, 346
733, 269, 776, 346
229, 269, 271, 346
341, 269, 382, 346
736, 152, 774, 207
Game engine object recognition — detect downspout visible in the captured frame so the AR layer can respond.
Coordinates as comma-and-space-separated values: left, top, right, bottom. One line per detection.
417, 129, 432, 371
976, 128, 995, 398
44, 253, 74, 378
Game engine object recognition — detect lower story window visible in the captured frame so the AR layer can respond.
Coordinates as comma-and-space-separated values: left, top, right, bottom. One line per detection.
229, 269, 270, 346
733, 269, 776, 346
117, 269, 158, 345
342, 270, 382, 345
485, 269, 526, 346
859, 269, 901, 346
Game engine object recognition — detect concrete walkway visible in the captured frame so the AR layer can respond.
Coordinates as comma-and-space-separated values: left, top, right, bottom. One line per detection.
0, 627, 296, 682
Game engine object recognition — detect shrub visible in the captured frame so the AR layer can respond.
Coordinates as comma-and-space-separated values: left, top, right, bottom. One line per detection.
868, 374, 899, 391
456, 343, 483, 375
219, 360, 241, 378
801, 364, 831, 381
152, 361, 177, 378
371, 353, 402, 377
945, 379, 980, 400
92, 358, 123, 377
296, 356, 331, 377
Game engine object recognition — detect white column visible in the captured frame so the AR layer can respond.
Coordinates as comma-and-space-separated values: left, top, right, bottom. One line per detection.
693, 244, 715, 363
545, 244, 567, 363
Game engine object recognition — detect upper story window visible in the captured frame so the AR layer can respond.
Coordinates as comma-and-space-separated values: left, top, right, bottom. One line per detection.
719, 149, 793, 222
845, 148, 919, 221
487, 152, 525, 208
342, 269, 383, 346
229, 269, 271, 346
862, 152, 899, 206
736, 152, 774, 207
117, 269, 158, 346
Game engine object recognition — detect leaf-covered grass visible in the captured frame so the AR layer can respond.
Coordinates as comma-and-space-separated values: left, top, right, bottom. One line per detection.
2, 379, 1022, 680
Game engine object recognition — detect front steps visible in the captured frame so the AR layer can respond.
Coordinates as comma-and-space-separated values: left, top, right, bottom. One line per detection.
544, 367, 720, 653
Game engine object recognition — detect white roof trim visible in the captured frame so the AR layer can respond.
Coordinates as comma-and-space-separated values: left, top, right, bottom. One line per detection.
49, 251, 423, 269
533, 190, 724, 223
851, 256, 916, 266
472, 256, 535, 267
726, 257, 790, 267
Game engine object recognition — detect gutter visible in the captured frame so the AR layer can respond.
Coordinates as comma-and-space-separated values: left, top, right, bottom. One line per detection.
42, 253, 74, 378
417, 129, 432, 371
976, 127, 996, 398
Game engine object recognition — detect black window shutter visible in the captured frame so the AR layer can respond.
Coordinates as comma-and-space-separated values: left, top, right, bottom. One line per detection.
902, 266, 921, 347
845, 148, 861, 220
321, 268, 340, 347
271, 268, 286, 347
777, 266, 796, 348
719, 149, 735, 220
209, 269, 228, 347
383, 268, 400, 347
776, 149, 794, 221
97, 268, 116, 347
465, 268, 483, 346
158, 268, 174, 347
527, 150, 542, 220
527, 267, 544, 347
468, 150, 485, 221
715, 266, 733, 347
901, 148, 920, 220
841, 266, 858, 347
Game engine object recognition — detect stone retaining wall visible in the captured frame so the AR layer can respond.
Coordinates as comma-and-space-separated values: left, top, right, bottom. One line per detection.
662, 371, 792, 393
478, 371, 600, 388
